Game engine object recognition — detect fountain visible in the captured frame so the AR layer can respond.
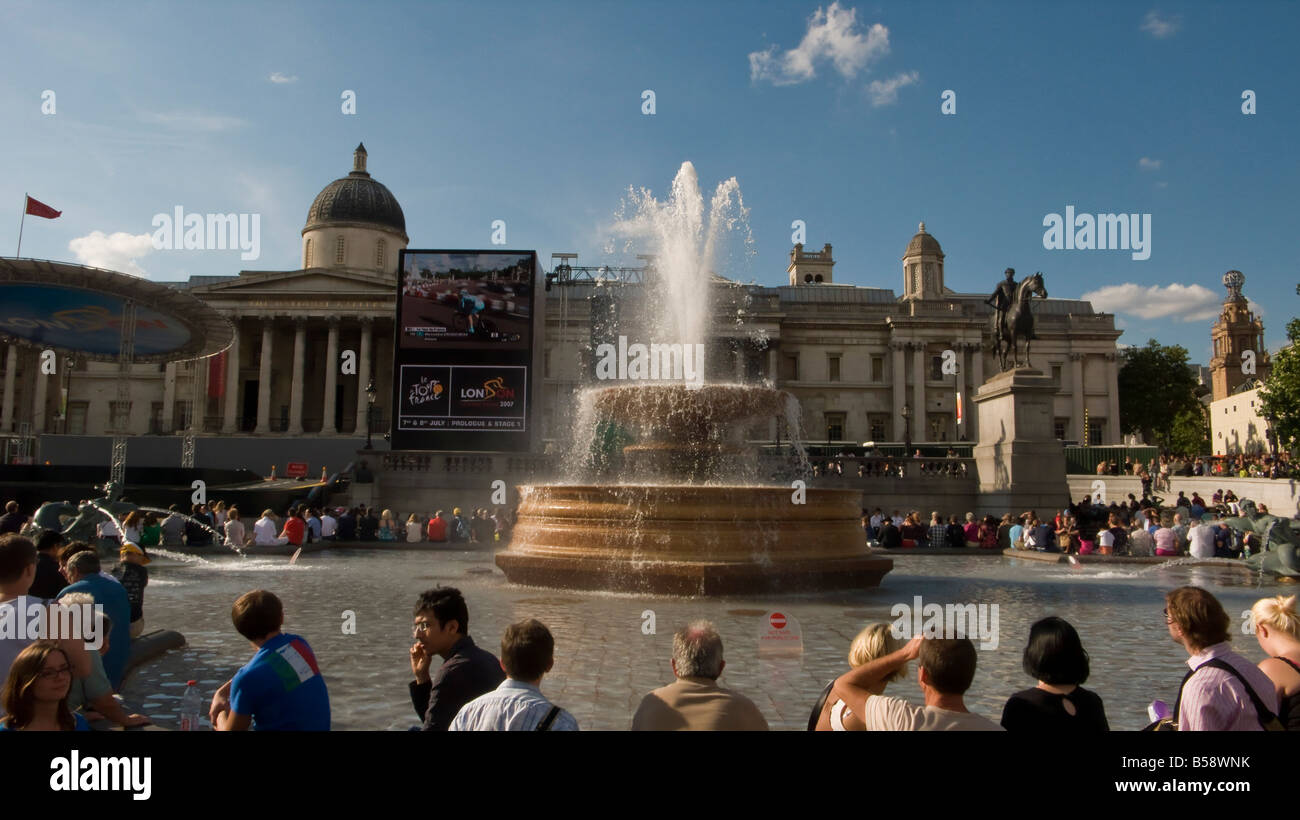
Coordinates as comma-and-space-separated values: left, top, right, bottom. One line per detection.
495, 163, 892, 595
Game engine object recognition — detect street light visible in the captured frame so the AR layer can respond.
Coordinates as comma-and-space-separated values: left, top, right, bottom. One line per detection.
902, 403, 913, 456
364, 378, 376, 450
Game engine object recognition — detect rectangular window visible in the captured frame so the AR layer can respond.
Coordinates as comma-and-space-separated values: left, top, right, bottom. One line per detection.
1087, 419, 1104, 446
928, 413, 948, 442
871, 356, 883, 382
869, 414, 888, 442
1053, 418, 1068, 440
1051, 365, 1062, 386
781, 354, 799, 381
931, 355, 944, 381
335, 236, 346, 264
828, 355, 840, 382
825, 412, 845, 442
150, 402, 164, 435
67, 402, 89, 435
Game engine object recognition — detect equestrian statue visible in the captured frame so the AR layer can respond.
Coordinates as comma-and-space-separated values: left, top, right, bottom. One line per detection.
986, 268, 1048, 371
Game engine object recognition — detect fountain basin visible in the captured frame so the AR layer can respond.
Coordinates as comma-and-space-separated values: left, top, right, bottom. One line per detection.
495, 484, 892, 595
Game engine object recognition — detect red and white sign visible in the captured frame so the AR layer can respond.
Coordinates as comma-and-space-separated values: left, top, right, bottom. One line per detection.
285, 461, 309, 478
758, 610, 803, 658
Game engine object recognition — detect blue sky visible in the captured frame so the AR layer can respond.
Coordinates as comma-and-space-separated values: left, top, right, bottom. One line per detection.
2, 0, 1296, 363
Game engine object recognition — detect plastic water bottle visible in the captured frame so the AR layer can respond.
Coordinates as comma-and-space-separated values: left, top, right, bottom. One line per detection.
179, 680, 203, 731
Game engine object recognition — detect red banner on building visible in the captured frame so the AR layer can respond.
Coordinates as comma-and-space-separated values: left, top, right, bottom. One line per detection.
208, 351, 226, 398
285, 461, 309, 478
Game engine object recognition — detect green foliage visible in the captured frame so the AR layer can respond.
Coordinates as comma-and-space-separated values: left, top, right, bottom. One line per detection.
1258, 318, 1300, 453
1117, 339, 1200, 448
1168, 406, 1210, 455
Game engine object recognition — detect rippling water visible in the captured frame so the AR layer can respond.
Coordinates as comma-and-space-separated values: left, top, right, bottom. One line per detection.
119, 548, 1289, 730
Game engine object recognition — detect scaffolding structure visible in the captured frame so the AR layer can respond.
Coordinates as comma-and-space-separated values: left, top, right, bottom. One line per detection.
109, 300, 137, 485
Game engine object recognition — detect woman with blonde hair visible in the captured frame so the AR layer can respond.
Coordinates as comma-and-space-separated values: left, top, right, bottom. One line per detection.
0, 641, 89, 731
405, 513, 423, 543
211, 500, 228, 531
810, 623, 906, 731
378, 509, 397, 542
1251, 594, 1300, 730
224, 507, 249, 548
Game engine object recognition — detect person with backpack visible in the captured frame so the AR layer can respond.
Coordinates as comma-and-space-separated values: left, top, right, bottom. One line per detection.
450, 508, 470, 544
1165, 586, 1282, 731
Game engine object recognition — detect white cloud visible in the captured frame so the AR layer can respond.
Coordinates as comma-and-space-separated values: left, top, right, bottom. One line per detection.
867, 70, 920, 106
269, 72, 298, 84
749, 2, 890, 85
139, 110, 247, 131
1138, 157, 1162, 171
1154, 181, 1169, 189
1140, 10, 1182, 38
1081, 282, 1220, 321
68, 231, 154, 277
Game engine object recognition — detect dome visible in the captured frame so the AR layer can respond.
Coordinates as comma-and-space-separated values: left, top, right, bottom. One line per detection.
304, 143, 407, 238
1223, 269, 1245, 301
904, 221, 944, 258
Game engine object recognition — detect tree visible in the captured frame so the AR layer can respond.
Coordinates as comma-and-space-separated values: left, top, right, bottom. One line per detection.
1258, 317, 1300, 453
1117, 339, 1200, 449
1168, 406, 1210, 455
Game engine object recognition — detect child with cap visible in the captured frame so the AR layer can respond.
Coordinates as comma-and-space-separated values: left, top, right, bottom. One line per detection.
112, 543, 149, 638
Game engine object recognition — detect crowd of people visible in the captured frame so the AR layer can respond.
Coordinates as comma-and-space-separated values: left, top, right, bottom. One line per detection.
1094, 452, 1294, 486
4, 543, 1295, 731
864, 488, 1275, 559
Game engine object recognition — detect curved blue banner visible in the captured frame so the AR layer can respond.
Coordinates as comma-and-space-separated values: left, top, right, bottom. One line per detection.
0, 284, 192, 356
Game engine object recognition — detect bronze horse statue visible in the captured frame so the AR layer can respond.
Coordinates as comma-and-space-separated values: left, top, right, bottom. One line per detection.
992, 272, 1048, 371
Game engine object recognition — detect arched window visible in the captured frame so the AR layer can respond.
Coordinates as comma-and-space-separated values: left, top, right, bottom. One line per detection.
376, 239, 386, 269
303, 239, 312, 268
335, 236, 345, 264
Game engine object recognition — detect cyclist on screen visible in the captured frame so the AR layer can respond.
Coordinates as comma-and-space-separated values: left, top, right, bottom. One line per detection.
457, 288, 486, 335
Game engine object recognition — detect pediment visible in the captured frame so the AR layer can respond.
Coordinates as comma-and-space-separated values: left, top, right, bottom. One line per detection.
191, 267, 396, 296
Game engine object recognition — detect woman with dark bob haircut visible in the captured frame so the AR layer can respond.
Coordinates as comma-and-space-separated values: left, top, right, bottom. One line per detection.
1000, 616, 1109, 731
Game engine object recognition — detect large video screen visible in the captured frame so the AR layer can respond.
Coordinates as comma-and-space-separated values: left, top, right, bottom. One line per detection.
392, 250, 539, 451
399, 251, 532, 350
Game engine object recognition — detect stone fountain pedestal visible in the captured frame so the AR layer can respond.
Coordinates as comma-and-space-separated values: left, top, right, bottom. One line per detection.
495, 484, 892, 596
972, 368, 1071, 515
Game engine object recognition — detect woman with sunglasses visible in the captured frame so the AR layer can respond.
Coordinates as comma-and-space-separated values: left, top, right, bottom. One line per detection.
0, 640, 90, 731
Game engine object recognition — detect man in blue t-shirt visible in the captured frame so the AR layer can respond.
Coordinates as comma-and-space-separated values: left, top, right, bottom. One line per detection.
58, 551, 131, 689
209, 590, 329, 731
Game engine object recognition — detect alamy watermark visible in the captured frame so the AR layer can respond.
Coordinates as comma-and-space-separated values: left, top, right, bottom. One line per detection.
151, 206, 261, 261
890, 596, 999, 650
594, 335, 705, 385
1042, 205, 1151, 260
0, 601, 103, 650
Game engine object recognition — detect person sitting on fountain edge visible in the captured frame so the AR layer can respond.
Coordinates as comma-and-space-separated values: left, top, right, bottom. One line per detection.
210, 589, 329, 731
632, 620, 768, 731
409, 586, 504, 731
832, 636, 1003, 731
57, 551, 131, 690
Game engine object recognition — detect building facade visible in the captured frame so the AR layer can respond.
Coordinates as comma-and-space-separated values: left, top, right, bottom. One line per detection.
1209, 269, 1270, 402
1, 150, 1125, 469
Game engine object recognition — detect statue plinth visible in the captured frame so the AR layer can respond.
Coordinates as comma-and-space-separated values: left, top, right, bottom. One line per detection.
972, 368, 1070, 514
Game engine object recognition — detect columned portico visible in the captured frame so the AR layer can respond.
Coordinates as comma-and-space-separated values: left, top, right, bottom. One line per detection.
1106, 352, 1121, 444
288, 318, 307, 435
322, 317, 340, 435
910, 341, 925, 431
256, 318, 274, 434
355, 317, 372, 436
1, 345, 16, 432
222, 323, 240, 434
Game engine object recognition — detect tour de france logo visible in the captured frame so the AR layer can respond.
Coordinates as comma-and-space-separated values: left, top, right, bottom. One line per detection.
407, 375, 444, 406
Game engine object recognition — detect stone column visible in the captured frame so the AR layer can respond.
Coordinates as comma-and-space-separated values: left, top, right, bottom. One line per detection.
222, 321, 241, 434
969, 342, 983, 436
32, 359, 48, 434
891, 341, 906, 440
322, 317, 340, 435
255, 318, 274, 434
355, 317, 372, 436
1, 345, 16, 432
162, 362, 177, 431
1106, 352, 1121, 444
287, 318, 307, 435
911, 342, 926, 440
1070, 352, 1085, 443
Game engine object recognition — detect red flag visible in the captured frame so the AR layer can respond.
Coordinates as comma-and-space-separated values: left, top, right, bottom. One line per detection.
208, 351, 227, 399
25, 196, 62, 219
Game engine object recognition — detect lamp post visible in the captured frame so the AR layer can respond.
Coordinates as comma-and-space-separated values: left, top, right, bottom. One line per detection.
364, 378, 376, 450
902, 403, 912, 456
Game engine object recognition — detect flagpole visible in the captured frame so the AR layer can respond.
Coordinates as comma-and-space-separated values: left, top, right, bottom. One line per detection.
17, 193, 27, 257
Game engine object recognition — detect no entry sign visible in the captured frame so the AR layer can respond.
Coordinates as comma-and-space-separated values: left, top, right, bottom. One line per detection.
758, 610, 803, 658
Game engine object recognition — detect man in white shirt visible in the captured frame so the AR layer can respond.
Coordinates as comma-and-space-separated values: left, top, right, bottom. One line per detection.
450, 619, 577, 731
832, 636, 1002, 731
253, 510, 279, 546
320, 510, 338, 541
1187, 518, 1216, 559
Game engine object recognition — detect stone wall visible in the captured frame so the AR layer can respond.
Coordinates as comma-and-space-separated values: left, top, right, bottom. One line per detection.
1066, 475, 1299, 518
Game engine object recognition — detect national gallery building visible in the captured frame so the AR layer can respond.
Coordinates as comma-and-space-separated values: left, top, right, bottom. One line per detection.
0, 145, 1122, 469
